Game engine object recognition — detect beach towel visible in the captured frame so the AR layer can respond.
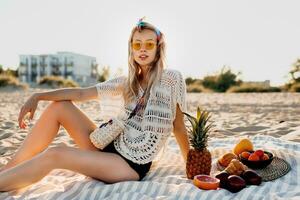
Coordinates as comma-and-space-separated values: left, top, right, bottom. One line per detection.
1, 135, 299, 200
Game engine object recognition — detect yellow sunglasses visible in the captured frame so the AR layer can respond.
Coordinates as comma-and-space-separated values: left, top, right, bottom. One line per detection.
132, 41, 157, 51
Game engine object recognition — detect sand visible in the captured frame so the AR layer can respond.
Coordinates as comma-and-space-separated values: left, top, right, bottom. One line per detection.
0, 89, 299, 199
1, 90, 299, 165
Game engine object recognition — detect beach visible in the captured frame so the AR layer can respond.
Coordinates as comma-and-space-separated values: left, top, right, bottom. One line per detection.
0, 89, 299, 199
1, 90, 299, 168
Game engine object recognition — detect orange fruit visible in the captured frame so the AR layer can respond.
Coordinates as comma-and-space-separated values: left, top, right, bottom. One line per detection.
248, 153, 260, 161
241, 151, 251, 159
233, 138, 254, 156
262, 154, 269, 160
193, 175, 220, 190
218, 153, 237, 167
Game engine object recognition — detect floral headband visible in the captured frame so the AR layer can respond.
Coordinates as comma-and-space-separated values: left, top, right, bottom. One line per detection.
136, 17, 162, 41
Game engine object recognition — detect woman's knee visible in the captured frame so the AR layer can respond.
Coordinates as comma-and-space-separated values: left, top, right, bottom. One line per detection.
48, 100, 73, 111
45, 101, 74, 120
42, 146, 66, 163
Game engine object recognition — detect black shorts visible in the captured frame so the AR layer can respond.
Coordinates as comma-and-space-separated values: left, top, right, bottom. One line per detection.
101, 141, 152, 181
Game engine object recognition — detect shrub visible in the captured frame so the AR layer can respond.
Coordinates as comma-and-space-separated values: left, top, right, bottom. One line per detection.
0, 74, 28, 89
290, 83, 300, 92
187, 83, 213, 93
289, 58, 300, 83
227, 83, 281, 93
185, 77, 197, 85
285, 58, 300, 91
38, 76, 79, 88
98, 66, 110, 82
187, 84, 203, 93
0, 65, 3, 74
202, 67, 241, 92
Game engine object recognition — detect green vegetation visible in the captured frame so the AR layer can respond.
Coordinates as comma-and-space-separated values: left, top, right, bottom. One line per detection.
185, 66, 285, 93
98, 66, 110, 82
185, 77, 198, 85
0, 65, 18, 77
290, 83, 300, 92
227, 83, 281, 93
185, 66, 242, 93
290, 58, 300, 83
187, 84, 205, 93
38, 76, 79, 88
285, 58, 300, 92
0, 74, 27, 89
202, 67, 242, 92
185, 78, 212, 93
0, 65, 26, 89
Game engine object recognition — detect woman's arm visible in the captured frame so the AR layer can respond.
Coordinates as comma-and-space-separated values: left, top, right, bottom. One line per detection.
18, 86, 98, 129
173, 104, 190, 163
37, 76, 126, 102
34, 86, 98, 102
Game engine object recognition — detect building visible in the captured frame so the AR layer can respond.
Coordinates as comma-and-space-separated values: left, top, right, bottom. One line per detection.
18, 52, 99, 86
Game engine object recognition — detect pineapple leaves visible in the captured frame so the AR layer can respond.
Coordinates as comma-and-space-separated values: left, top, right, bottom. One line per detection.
183, 106, 213, 151
196, 107, 201, 121
183, 112, 197, 131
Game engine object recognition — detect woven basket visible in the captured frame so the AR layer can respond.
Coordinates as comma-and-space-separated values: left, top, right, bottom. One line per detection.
255, 157, 291, 181
216, 157, 291, 182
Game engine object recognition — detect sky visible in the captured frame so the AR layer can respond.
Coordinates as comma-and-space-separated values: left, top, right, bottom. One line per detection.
0, 0, 299, 86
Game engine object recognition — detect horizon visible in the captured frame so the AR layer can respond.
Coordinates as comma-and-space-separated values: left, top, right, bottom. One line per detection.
1, 0, 299, 86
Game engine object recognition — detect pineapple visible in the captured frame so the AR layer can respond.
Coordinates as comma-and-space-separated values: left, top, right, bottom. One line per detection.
184, 107, 213, 179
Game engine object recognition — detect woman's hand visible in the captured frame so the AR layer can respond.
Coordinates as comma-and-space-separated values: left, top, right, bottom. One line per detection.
18, 94, 39, 129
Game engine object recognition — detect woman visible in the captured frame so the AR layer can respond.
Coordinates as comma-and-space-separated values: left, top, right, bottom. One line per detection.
0, 18, 190, 191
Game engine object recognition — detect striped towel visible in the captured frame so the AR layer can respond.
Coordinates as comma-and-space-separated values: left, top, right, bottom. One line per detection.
1, 135, 299, 200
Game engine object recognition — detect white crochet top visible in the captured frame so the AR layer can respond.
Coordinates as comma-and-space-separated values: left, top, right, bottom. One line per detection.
94, 69, 187, 164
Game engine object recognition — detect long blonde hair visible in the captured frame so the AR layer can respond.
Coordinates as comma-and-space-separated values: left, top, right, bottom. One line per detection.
123, 20, 167, 104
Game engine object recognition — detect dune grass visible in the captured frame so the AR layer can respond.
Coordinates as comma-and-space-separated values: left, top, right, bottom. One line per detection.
290, 83, 300, 92
187, 83, 213, 93
38, 76, 79, 88
0, 74, 28, 89
227, 83, 282, 93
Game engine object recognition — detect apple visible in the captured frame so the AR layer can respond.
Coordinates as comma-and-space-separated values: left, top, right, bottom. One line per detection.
254, 150, 264, 158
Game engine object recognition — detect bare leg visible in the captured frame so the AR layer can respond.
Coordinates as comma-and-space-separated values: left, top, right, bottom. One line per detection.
0, 149, 53, 191
0, 146, 139, 192
1, 101, 98, 172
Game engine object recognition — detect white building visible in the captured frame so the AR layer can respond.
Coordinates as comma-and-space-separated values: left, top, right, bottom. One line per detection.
18, 52, 99, 86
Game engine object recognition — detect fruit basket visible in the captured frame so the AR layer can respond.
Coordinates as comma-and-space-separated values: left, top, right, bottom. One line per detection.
184, 108, 292, 193
239, 150, 273, 169
211, 138, 292, 193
